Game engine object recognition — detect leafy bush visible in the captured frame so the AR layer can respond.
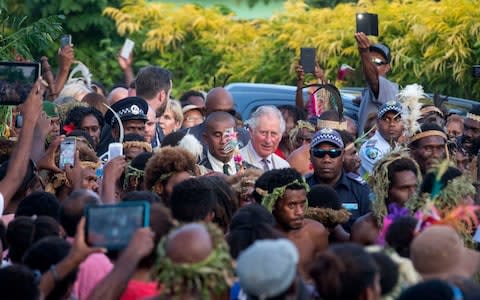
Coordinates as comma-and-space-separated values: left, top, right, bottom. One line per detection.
104, 0, 480, 100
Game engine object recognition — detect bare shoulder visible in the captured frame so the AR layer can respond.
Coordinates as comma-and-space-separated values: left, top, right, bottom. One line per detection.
304, 218, 328, 238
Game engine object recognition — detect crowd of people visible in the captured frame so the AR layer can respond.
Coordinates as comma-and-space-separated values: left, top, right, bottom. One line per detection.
1, 31, 480, 300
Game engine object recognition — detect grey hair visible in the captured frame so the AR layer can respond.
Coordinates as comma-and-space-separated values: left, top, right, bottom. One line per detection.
246, 105, 286, 134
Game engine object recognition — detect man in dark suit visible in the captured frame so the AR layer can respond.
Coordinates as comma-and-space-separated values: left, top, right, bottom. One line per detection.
199, 112, 256, 175
183, 87, 249, 151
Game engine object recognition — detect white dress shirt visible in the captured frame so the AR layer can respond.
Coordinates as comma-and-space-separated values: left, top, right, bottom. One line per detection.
207, 151, 237, 175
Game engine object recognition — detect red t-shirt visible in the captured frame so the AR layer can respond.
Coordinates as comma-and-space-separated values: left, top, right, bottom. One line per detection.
120, 280, 161, 300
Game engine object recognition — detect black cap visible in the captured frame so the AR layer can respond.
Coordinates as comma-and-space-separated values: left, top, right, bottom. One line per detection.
105, 97, 148, 127
370, 43, 391, 63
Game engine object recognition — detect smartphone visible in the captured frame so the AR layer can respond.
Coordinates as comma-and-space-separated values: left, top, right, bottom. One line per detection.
356, 13, 378, 36
300, 48, 316, 74
472, 65, 480, 78
0, 62, 41, 105
59, 137, 76, 170
108, 142, 123, 160
60, 34, 72, 48
15, 114, 23, 129
120, 38, 135, 60
85, 201, 150, 250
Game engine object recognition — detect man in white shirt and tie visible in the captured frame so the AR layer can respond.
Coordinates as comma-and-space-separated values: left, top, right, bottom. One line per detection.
240, 105, 290, 171
200, 111, 241, 175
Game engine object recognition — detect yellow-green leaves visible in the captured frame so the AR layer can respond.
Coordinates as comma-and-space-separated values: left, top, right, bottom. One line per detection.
104, 0, 480, 100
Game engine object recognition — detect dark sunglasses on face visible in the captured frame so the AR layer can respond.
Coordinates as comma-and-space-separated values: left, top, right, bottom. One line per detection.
312, 148, 342, 159
372, 57, 388, 66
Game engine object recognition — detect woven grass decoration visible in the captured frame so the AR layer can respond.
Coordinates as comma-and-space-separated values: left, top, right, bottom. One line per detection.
305, 207, 351, 228
152, 223, 234, 300
368, 148, 421, 226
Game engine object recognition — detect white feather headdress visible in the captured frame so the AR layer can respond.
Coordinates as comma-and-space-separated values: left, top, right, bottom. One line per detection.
398, 84, 425, 138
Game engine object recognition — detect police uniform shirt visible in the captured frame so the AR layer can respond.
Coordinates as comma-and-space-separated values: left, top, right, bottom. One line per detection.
359, 130, 392, 176
305, 171, 372, 231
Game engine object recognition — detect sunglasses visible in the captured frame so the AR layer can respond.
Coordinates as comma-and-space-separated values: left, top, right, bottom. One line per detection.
312, 148, 342, 159
372, 57, 388, 66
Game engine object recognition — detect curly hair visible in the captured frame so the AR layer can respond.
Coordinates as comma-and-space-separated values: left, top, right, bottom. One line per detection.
144, 146, 197, 190
63, 106, 104, 132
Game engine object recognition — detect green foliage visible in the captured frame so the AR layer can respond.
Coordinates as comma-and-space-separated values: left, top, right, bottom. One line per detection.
6, 0, 124, 88
104, 0, 480, 100
0, 12, 62, 60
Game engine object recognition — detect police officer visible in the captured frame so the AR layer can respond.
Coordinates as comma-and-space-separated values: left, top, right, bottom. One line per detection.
359, 100, 404, 176
306, 128, 372, 231
98, 96, 150, 158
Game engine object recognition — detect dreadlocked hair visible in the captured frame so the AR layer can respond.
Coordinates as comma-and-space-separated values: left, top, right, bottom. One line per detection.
368, 149, 421, 226
153, 223, 234, 300
197, 176, 238, 233
144, 146, 197, 191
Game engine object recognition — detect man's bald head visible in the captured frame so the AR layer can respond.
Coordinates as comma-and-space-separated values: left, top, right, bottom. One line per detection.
166, 223, 213, 264
107, 87, 129, 105
205, 87, 234, 116
205, 111, 236, 132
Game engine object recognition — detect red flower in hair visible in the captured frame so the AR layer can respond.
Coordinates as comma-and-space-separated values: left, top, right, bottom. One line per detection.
63, 123, 76, 134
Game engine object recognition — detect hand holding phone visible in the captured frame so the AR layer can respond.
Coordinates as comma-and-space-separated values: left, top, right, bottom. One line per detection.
60, 34, 72, 48
59, 137, 76, 170
108, 143, 123, 160
85, 201, 150, 251
300, 48, 316, 74
356, 13, 378, 36
120, 39, 135, 60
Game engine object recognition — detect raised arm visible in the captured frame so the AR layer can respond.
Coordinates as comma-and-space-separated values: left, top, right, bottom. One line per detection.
38, 218, 106, 299
53, 45, 75, 98
117, 53, 134, 86
295, 62, 305, 110
355, 32, 380, 98
0, 79, 45, 206
101, 156, 127, 204
87, 228, 154, 300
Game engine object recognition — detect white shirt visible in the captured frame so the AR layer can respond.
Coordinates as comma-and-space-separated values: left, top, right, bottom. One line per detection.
359, 130, 392, 176
239, 141, 290, 170
207, 151, 237, 175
